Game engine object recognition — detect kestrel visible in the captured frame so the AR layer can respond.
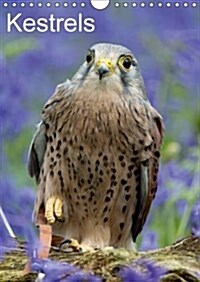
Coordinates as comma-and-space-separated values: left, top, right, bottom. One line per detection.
28, 43, 164, 251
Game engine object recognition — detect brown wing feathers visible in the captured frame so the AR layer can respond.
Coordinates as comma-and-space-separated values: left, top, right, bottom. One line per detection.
131, 106, 164, 241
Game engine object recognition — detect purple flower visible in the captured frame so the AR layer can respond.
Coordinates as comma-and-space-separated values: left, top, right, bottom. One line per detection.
120, 259, 166, 282
0, 177, 35, 235
0, 218, 17, 261
67, 271, 102, 282
155, 159, 196, 205
0, 63, 30, 139
140, 231, 158, 251
120, 267, 144, 282
31, 258, 77, 280
190, 200, 200, 237
0, 177, 38, 258
31, 258, 102, 282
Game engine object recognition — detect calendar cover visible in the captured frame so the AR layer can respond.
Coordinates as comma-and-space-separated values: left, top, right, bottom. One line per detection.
0, 0, 199, 280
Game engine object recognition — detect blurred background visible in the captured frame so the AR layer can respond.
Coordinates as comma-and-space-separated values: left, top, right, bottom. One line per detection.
0, 1, 199, 257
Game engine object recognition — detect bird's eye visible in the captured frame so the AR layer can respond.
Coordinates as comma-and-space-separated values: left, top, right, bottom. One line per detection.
86, 50, 94, 64
118, 55, 135, 71
86, 54, 92, 63
123, 58, 132, 69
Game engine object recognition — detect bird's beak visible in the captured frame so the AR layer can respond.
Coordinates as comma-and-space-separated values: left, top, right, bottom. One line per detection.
95, 58, 115, 80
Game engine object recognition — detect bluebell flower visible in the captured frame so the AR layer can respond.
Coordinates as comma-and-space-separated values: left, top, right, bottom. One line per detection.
0, 218, 17, 260
140, 231, 158, 251
120, 259, 166, 282
0, 177, 38, 258
66, 271, 102, 282
31, 258, 102, 282
0, 64, 30, 139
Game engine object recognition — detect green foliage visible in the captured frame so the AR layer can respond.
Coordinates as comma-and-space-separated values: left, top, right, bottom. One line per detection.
3, 37, 36, 59
4, 128, 35, 188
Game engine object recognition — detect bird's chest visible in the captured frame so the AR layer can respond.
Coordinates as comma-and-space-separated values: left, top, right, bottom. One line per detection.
55, 97, 139, 149
50, 131, 136, 214
45, 98, 146, 220
55, 137, 139, 223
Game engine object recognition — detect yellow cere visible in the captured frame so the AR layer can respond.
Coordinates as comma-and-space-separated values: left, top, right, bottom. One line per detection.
96, 58, 115, 73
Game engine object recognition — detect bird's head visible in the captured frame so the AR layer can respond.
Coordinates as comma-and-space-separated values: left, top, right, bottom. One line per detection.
72, 43, 146, 98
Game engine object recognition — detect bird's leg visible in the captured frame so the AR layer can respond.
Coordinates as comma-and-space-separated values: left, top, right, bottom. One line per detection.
59, 238, 94, 253
45, 196, 64, 224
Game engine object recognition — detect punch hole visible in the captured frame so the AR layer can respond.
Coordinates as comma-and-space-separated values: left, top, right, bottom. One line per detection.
175, 2, 180, 7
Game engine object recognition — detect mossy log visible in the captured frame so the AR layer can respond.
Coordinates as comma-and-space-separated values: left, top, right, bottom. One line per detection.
0, 236, 200, 281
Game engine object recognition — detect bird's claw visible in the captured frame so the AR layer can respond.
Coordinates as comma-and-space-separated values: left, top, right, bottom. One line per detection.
45, 196, 63, 224
59, 238, 82, 253
59, 238, 94, 253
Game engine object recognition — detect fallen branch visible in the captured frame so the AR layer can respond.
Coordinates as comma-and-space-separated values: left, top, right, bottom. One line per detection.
0, 236, 200, 281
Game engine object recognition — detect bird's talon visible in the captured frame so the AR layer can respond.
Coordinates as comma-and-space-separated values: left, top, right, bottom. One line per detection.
45, 196, 63, 224
59, 238, 83, 253
54, 197, 63, 219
